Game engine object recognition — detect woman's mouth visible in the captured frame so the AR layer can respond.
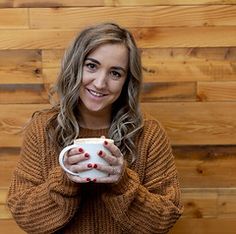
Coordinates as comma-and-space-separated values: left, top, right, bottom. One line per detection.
87, 89, 107, 97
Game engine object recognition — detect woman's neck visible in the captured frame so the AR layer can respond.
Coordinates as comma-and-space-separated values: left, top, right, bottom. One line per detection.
78, 108, 111, 130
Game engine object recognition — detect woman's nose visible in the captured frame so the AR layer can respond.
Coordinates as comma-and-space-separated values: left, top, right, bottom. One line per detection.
93, 71, 107, 89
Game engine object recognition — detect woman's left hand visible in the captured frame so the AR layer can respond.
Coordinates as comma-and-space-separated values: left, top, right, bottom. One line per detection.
93, 140, 124, 183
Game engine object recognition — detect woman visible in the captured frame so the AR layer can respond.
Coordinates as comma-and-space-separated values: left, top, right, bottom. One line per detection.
7, 22, 183, 233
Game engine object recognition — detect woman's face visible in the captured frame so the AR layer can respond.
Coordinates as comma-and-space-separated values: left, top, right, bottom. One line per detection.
79, 43, 128, 116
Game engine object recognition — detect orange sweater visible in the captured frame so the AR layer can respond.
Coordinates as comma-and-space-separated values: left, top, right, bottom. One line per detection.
7, 111, 183, 234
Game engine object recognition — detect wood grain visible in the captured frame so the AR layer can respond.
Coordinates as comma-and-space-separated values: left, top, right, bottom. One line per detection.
0, 50, 42, 84
29, 6, 236, 29
0, 27, 236, 50
0, 9, 28, 29
198, 81, 236, 101
0, 220, 25, 234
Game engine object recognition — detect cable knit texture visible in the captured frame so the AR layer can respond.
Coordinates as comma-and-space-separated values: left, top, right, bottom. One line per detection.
7, 111, 183, 234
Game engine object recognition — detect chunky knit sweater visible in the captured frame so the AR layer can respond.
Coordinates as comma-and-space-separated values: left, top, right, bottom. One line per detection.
7, 111, 183, 234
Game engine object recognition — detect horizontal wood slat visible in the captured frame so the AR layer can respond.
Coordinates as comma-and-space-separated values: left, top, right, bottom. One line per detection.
0, 27, 236, 49
0, 9, 28, 29
29, 6, 236, 29
0, 220, 25, 234
1, 0, 236, 7
0, 103, 235, 147
197, 81, 236, 101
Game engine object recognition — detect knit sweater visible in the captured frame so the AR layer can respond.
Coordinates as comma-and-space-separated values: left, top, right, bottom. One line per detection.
7, 111, 183, 234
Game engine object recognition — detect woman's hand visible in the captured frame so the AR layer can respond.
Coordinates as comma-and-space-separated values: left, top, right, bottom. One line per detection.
63, 147, 92, 183
93, 140, 125, 183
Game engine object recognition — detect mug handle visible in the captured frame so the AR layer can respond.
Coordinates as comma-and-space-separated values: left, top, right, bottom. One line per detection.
59, 145, 81, 176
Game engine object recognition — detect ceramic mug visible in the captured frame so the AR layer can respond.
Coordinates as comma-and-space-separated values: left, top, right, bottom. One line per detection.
59, 138, 114, 178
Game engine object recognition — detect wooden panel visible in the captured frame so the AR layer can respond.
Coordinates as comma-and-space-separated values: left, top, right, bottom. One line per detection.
141, 82, 196, 102
0, 220, 25, 234
0, 84, 49, 104
174, 146, 236, 188
0, 0, 235, 7
0, 9, 28, 29
0, 148, 19, 187
198, 81, 236, 101
142, 102, 236, 145
1, 27, 236, 49
29, 6, 236, 29
0, 50, 42, 84
0, 104, 50, 147
141, 47, 236, 82
0, 102, 235, 146
170, 217, 236, 234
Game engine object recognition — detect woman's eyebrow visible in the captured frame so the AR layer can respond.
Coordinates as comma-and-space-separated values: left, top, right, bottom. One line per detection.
85, 57, 100, 65
85, 57, 127, 73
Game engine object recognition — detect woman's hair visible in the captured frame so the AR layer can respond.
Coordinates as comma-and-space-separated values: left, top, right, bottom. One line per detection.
47, 22, 143, 162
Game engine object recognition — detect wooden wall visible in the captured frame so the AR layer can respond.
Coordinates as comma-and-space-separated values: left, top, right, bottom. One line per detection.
0, 0, 236, 233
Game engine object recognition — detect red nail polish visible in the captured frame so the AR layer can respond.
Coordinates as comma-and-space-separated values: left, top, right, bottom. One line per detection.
104, 140, 108, 145
85, 153, 89, 158
86, 178, 91, 182
93, 164, 97, 168
98, 150, 103, 156
78, 148, 84, 153
93, 179, 97, 182
87, 163, 92, 168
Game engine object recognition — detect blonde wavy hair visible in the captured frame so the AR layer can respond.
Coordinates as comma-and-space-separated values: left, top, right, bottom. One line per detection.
47, 22, 143, 162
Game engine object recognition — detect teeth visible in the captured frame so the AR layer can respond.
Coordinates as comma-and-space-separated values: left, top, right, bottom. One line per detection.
89, 89, 104, 97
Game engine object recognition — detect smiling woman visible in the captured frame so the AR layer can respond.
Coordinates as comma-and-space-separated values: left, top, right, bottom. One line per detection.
7, 22, 183, 234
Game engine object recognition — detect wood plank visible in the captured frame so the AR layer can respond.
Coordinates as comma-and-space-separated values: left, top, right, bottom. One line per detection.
0, 104, 50, 147
0, 220, 25, 234
0, 84, 49, 104
1, 27, 236, 49
0, 148, 20, 187
141, 47, 236, 82
111, 0, 236, 6
29, 6, 236, 29
141, 102, 236, 145
0, 50, 42, 84
1, 0, 235, 7
197, 81, 236, 101
0, 102, 235, 146
141, 82, 196, 102
0, 9, 28, 29
170, 217, 236, 234
174, 145, 236, 188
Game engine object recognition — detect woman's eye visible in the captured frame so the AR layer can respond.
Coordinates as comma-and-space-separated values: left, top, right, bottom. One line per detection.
85, 63, 96, 70
111, 71, 121, 78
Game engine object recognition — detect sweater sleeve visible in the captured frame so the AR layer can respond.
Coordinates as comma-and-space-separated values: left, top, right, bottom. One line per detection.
7, 114, 81, 234
102, 120, 183, 234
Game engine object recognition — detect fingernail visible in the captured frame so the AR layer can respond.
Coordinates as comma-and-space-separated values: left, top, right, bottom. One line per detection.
84, 153, 90, 158
78, 148, 84, 153
104, 140, 108, 145
93, 178, 97, 182
98, 150, 103, 156
86, 178, 91, 182
87, 163, 92, 168
93, 164, 97, 168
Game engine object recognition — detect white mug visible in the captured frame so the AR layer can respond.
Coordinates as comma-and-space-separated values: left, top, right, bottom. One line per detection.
59, 138, 114, 178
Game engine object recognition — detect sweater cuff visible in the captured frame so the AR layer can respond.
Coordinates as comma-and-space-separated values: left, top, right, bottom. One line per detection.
48, 166, 80, 196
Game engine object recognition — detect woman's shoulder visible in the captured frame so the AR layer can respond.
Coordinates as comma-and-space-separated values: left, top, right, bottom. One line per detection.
25, 107, 59, 132
142, 112, 163, 130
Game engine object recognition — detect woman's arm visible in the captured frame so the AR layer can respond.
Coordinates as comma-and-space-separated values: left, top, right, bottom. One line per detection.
7, 114, 81, 234
102, 120, 183, 233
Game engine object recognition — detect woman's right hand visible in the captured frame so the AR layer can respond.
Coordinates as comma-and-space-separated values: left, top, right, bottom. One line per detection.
63, 147, 92, 183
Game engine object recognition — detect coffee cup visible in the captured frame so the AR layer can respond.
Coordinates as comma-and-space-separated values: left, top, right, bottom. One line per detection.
59, 138, 114, 178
